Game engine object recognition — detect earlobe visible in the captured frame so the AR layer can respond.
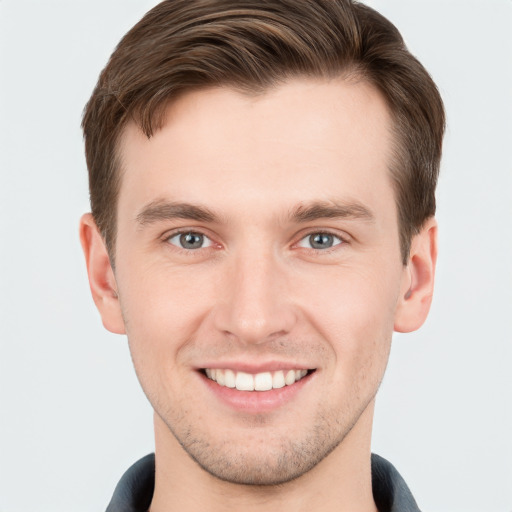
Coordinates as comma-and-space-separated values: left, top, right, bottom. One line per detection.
394, 218, 438, 333
79, 213, 126, 334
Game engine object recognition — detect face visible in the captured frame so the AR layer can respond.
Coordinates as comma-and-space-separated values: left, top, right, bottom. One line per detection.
106, 79, 412, 484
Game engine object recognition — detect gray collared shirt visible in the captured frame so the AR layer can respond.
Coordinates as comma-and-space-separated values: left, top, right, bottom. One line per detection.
106, 453, 421, 512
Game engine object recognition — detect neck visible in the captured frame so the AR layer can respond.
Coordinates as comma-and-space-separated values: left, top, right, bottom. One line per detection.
149, 402, 378, 512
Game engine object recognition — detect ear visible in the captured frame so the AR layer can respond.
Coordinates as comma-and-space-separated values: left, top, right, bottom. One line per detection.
394, 217, 438, 333
79, 213, 126, 334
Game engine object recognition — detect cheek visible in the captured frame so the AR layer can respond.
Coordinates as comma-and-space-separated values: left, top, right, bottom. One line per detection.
119, 268, 219, 418
298, 262, 400, 378
302, 260, 401, 330
117, 259, 219, 379
119, 251, 216, 327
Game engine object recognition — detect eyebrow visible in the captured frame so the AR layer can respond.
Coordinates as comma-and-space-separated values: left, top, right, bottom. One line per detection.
289, 200, 375, 223
135, 198, 375, 227
136, 200, 218, 226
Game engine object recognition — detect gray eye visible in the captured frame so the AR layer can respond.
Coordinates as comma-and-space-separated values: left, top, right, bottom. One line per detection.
298, 232, 342, 250
168, 232, 212, 250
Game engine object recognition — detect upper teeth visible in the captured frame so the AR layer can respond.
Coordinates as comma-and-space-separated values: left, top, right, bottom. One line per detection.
205, 369, 308, 391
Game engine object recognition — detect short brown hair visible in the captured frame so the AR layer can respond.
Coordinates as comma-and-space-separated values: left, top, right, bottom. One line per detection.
82, 0, 445, 264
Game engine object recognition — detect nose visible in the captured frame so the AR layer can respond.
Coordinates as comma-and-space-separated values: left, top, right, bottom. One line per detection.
212, 247, 297, 345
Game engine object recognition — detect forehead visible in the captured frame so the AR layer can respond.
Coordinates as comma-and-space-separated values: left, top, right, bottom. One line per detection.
117, 78, 395, 224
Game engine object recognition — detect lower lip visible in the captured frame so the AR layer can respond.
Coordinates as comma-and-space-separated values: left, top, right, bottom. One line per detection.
199, 371, 315, 413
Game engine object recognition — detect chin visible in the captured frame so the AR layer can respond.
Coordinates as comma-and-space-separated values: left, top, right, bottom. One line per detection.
165, 413, 351, 486
188, 446, 329, 486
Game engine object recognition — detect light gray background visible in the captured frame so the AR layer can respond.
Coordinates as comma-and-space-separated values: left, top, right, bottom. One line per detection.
1, 1, 511, 511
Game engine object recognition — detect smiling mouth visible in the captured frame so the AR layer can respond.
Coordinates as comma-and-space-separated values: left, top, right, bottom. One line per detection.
202, 368, 315, 391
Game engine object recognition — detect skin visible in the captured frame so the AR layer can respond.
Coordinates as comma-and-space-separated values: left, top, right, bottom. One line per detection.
81, 78, 437, 511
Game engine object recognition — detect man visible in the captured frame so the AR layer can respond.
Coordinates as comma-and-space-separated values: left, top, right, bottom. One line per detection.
79, 0, 444, 510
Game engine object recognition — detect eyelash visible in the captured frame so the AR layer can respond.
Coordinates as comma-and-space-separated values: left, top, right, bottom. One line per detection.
163, 229, 347, 253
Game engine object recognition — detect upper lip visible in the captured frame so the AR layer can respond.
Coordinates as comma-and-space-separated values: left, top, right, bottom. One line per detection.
196, 360, 315, 373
